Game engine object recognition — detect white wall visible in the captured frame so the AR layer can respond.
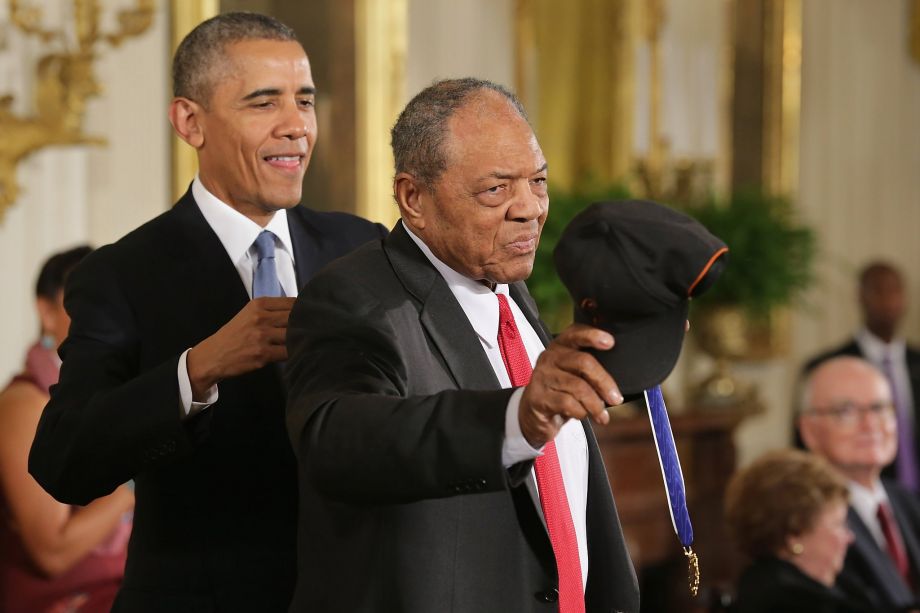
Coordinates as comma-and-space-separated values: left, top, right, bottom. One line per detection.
633, 0, 726, 161
0, 2, 170, 382
407, 0, 514, 99
796, 0, 920, 351
733, 0, 920, 466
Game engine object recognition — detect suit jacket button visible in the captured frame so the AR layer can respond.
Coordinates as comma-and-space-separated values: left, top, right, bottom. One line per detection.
534, 588, 558, 603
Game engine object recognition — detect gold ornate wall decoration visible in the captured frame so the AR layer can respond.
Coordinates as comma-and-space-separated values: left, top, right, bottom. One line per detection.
631, 0, 715, 204
170, 0, 218, 201
354, 0, 406, 227
514, 0, 637, 192
0, 0, 155, 223
762, 0, 801, 196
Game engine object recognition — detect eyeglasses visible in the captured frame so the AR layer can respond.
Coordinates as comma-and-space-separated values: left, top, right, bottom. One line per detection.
805, 401, 895, 426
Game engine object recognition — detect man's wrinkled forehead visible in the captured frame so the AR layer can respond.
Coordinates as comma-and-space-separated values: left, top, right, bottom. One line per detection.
200, 38, 309, 104
444, 97, 541, 163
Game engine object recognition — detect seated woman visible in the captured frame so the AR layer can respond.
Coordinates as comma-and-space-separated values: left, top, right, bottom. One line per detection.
725, 448, 876, 613
0, 246, 134, 613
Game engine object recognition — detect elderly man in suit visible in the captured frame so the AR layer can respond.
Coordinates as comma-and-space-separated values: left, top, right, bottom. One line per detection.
285, 78, 639, 612
799, 356, 920, 611
28, 12, 385, 613
803, 262, 920, 491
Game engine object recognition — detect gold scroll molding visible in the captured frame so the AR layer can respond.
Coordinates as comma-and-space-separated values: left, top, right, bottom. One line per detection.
762, 0, 801, 196
0, 0, 155, 223
631, 0, 717, 203
354, 0, 406, 227
514, 0, 637, 192
170, 0, 218, 201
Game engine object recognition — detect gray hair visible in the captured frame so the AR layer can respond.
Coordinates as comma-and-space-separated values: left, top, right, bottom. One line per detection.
172, 12, 299, 105
800, 355, 887, 414
859, 260, 903, 291
390, 77, 529, 189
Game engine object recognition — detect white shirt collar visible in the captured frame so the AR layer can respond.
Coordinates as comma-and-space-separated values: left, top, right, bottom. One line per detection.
403, 223, 508, 349
849, 478, 890, 528
192, 175, 295, 266
856, 328, 906, 364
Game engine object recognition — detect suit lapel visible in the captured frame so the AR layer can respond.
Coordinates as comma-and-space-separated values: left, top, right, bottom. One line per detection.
885, 485, 920, 574
385, 222, 500, 391
287, 207, 319, 289
168, 191, 251, 336
385, 223, 558, 559
846, 506, 914, 602
167, 190, 289, 407
510, 281, 552, 347
906, 348, 920, 411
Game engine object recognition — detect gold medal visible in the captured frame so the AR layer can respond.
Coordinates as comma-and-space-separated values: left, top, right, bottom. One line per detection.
684, 546, 700, 596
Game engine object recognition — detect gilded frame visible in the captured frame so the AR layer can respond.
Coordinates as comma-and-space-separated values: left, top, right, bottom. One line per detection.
169, 0, 218, 201
354, 0, 405, 226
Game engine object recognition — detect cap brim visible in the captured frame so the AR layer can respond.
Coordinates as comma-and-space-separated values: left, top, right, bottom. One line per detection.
576, 301, 689, 397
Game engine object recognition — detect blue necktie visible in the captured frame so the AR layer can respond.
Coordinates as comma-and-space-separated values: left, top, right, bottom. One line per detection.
881, 353, 919, 491
252, 230, 283, 298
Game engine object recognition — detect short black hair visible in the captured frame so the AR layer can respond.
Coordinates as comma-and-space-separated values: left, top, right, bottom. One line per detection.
35, 245, 93, 300
172, 12, 299, 104
390, 77, 528, 189
859, 260, 902, 290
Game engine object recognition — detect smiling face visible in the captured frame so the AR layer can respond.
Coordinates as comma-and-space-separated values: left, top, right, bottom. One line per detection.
193, 38, 316, 222
400, 91, 548, 284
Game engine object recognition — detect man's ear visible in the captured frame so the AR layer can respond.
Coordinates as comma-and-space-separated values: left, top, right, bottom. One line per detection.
394, 173, 427, 231
169, 97, 205, 149
798, 416, 819, 452
35, 296, 57, 336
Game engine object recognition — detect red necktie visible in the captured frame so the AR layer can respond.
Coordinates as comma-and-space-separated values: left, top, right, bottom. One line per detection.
496, 294, 585, 612
878, 501, 912, 586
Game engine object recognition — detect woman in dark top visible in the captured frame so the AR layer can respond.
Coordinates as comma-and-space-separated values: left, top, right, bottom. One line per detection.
725, 449, 877, 613
0, 247, 134, 613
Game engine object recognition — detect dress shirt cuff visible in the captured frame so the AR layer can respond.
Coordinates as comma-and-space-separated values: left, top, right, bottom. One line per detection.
502, 387, 543, 467
177, 348, 218, 418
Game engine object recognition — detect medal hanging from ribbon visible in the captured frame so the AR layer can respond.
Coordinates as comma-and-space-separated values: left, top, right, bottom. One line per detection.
644, 384, 700, 596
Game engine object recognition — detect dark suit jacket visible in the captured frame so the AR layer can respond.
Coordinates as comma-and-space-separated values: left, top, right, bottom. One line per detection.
732, 556, 875, 613
836, 480, 920, 611
800, 339, 920, 481
284, 222, 639, 613
28, 189, 386, 613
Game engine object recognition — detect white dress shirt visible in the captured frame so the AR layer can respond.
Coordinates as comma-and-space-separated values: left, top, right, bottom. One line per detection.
849, 479, 891, 550
175, 176, 299, 416
405, 226, 590, 589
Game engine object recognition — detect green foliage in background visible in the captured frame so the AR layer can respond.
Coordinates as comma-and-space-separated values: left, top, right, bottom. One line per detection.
528, 185, 816, 329
680, 190, 816, 320
529, 184, 632, 331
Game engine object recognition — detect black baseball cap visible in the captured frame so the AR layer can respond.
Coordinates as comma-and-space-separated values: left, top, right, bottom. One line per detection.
553, 200, 728, 396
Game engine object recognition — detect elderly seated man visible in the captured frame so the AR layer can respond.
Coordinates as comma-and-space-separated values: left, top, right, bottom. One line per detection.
799, 356, 920, 611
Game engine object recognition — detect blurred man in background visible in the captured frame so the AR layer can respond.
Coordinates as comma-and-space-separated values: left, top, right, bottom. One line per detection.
803, 262, 920, 492
799, 356, 920, 611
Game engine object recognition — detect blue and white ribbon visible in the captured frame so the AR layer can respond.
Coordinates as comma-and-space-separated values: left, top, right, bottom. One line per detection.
644, 384, 699, 595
